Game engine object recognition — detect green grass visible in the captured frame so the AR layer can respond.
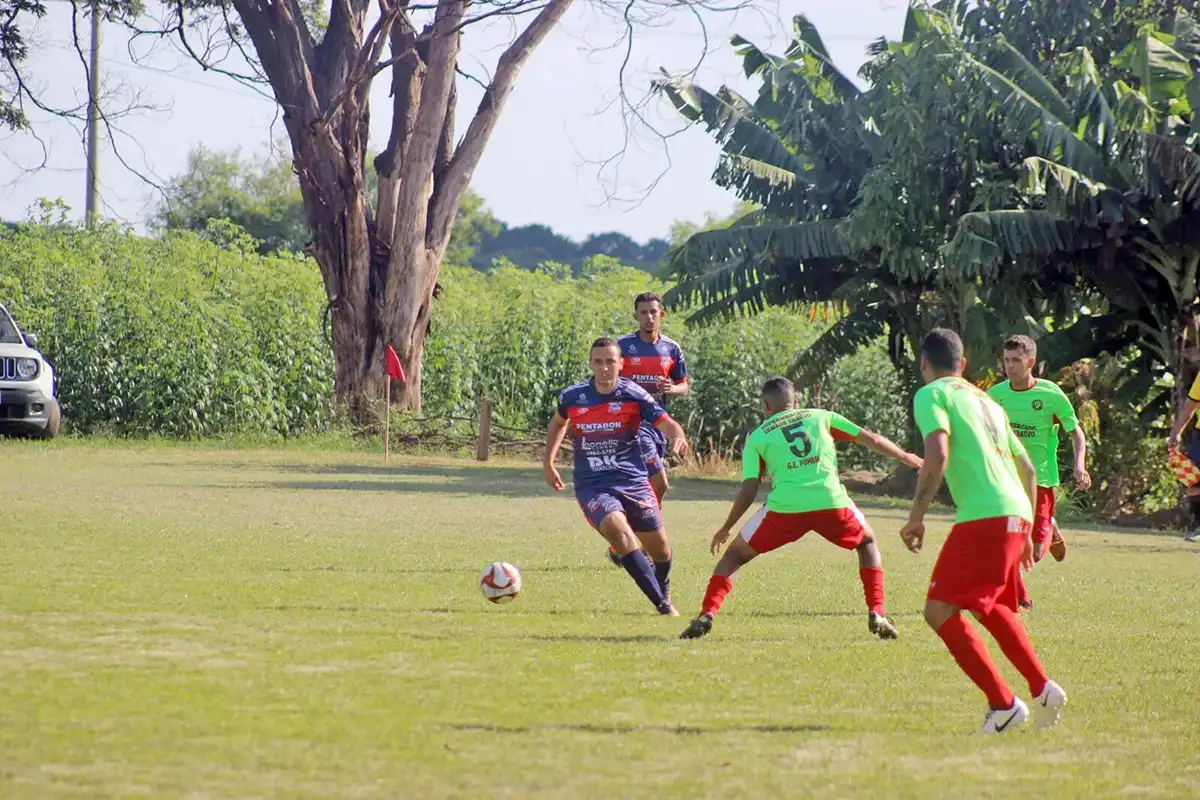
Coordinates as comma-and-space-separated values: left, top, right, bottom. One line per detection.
1, 441, 1197, 798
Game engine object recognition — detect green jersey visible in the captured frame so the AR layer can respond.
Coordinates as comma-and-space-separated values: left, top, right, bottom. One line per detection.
741, 408, 861, 513
987, 379, 1079, 487
914, 377, 1033, 524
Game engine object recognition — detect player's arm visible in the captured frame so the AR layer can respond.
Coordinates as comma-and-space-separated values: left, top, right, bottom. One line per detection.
902, 430, 948, 555
1053, 387, 1091, 489
711, 444, 764, 555
543, 412, 569, 491
1069, 427, 1090, 488
653, 415, 689, 453
662, 348, 690, 397
854, 428, 924, 470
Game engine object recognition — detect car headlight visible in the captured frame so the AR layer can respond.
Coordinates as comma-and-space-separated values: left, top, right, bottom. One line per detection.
16, 358, 39, 379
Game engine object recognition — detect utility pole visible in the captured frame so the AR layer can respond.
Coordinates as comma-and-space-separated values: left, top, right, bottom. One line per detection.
84, 0, 101, 229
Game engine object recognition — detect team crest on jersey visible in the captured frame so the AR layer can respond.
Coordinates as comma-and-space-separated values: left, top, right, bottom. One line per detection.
631, 356, 641, 365
1032, 400, 1044, 411
660, 356, 671, 367
608, 402, 623, 414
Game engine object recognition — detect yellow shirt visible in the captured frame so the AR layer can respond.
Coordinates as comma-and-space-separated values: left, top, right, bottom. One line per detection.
1190, 372, 1200, 402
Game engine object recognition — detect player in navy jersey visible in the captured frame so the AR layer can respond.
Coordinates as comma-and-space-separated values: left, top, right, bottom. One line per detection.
619, 292, 689, 501
544, 337, 690, 615
604, 292, 689, 567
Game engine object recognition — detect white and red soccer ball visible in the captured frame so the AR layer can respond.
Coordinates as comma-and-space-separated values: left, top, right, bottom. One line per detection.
479, 562, 522, 604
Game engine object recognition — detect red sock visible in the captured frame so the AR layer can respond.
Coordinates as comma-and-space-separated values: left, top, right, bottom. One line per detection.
700, 575, 733, 617
936, 614, 1015, 710
979, 605, 1048, 697
859, 567, 885, 615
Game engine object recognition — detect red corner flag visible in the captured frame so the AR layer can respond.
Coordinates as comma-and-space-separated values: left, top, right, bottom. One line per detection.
385, 345, 407, 383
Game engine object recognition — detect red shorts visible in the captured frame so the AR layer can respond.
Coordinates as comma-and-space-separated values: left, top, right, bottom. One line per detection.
1032, 487, 1057, 548
927, 516, 1032, 615
738, 504, 869, 554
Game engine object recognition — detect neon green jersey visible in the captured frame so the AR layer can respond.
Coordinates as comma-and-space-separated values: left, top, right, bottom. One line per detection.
741, 408, 861, 513
987, 379, 1079, 487
914, 377, 1033, 524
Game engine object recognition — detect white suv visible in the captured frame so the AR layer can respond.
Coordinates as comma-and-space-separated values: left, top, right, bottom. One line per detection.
0, 303, 60, 439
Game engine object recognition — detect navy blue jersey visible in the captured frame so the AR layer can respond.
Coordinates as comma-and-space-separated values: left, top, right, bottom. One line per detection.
617, 332, 687, 405
556, 377, 669, 490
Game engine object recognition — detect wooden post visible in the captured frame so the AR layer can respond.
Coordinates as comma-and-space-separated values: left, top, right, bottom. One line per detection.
477, 396, 492, 461
384, 375, 391, 463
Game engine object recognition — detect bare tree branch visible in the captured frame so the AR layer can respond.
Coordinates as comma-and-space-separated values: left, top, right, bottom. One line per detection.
427, 0, 572, 250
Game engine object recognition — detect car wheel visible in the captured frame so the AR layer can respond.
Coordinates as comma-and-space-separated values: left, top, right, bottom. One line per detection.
37, 399, 61, 440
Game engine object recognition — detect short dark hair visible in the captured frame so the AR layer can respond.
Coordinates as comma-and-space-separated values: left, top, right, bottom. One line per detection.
634, 292, 663, 310
1003, 334, 1037, 357
761, 376, 795, 406
590, 336, 619, 353
921, 328, 964, 373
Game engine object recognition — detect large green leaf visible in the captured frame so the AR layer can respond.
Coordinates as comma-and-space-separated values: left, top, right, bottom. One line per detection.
677, 220, 855, 271
1113, 34, 1193, 105
943, 210, 1104, 276
987, 36, 1073, 123
964, 50, 1112, 181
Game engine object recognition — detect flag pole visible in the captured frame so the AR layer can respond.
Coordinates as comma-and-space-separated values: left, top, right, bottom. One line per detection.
384, 374, 391, 463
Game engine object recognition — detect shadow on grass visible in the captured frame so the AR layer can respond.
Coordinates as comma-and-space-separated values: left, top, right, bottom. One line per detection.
264, 565, 611, 575
200, 461, 745, 502
449, 722, 829, 735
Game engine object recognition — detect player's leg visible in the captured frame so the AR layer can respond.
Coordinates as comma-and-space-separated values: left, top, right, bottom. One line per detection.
1186, 486, 1200, 542
680, 506, 801, 640
812, 505, 896, 640
1031, 487, 1055, 563
972, 518, 1067, 729
924, 519, 1028, 733
622, 483, 673, 603
1043, 488, 1068, 561
606, 427, 666, 567
581, 490, 674, 615
645, 424, 670, 504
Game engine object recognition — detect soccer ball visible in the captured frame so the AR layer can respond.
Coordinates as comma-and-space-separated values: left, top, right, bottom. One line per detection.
480, 562, 522, 604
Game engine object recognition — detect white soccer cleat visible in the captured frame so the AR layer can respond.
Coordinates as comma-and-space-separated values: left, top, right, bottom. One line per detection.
978, 698, 1028, 734
1031, 679, 1067, 730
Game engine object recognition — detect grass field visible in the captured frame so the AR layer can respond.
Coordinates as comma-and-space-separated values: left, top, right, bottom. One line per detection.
1, 441, 1198, 798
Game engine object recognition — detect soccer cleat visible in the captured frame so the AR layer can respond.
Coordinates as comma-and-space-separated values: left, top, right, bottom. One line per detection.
657, 601, 680, 617
1049, 530, 1067, 562
1018, 599, 1034, 615
606, 546, 622, 568
1031, 680, 1068, 730
979, 698, 1029, 735
679, 613, 713, 639
1184, 527, 1200, 543
868, 610, 899, 640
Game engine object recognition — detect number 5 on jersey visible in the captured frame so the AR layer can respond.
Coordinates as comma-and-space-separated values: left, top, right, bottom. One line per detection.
781, 421, 813, 465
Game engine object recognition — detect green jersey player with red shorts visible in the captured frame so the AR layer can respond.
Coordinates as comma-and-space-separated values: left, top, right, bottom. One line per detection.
987, 335, 1090, 570
679, 376, 922, 641
901, 329, 1067, 735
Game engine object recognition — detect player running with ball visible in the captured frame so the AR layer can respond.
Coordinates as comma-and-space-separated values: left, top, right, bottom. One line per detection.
544, 337, 689, 616
902, 329, 1067, 735
680, 376, 922, 641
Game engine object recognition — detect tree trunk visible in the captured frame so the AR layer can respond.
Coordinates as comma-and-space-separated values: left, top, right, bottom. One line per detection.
228, 0, 574, 426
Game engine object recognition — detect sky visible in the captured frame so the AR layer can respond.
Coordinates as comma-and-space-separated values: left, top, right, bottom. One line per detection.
0, 0, 907, 244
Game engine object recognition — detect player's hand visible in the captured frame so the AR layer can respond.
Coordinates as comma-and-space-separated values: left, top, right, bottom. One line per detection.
900, 518, 925, 554
668, 435, 689, 455
710, 527, 732, 556
900, 452, 924, 470
1020, 535, 1035, 571
658, 377, 677, 396
1074, 466, 1092, 490
544, 463, 565, 491
1167, 432, 1181, 452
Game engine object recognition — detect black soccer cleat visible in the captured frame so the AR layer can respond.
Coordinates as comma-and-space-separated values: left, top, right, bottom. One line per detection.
679, 613, 713, 639
868, 610, 899, 640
